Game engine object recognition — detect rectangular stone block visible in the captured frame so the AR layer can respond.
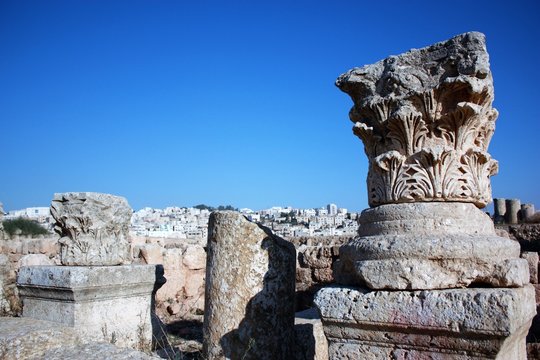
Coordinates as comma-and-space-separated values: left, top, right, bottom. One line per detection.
522, 251, 539, 284
17, 265, 160, 351
315, 285, 536, 359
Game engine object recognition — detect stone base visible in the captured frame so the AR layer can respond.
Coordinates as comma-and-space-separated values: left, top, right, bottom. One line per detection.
335, 203, 529, 290
314, 285, 536, 359
16, 265, 162, 351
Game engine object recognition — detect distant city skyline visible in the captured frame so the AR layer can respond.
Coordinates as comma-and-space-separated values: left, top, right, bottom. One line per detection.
1, 1, 539, 212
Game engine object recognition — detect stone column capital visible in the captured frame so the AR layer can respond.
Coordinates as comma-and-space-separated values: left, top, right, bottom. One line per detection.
338, 32, 498, 208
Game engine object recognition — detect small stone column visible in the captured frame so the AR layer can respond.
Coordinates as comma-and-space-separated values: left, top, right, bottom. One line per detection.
315, 32, 535, 359
521, 203, 535, 223
506, 198, 521, 224
17, 192, 163, 351
494, 198, 506, 224
203, 211, 296, 360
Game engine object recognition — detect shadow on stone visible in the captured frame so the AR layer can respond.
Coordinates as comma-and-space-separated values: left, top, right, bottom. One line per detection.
151, 264, 167, 349
219, 224, 295, 360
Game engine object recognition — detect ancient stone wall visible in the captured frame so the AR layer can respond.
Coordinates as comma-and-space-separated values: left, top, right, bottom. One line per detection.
131, 235, 207, 322
498, 224, 540, 356
0, 233, 207, 321
0, 235, 58, 316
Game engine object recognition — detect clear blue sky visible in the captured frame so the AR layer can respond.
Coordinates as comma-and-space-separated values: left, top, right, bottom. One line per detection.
1, 0, 539, 212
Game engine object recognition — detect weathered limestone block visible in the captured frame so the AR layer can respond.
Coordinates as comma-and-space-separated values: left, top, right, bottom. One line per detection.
137, 243, 164, 265
40, 342, 161, 360
182, 245, 206, 270
18, 254, 55, 267
203, 211, 296, 360
17, 265, 162, 351
156, 247, 185, 302
315, 285, 536, 359
50, 192, 132, 265
0, 317, 80, 359
0, 317, 160, 360
337, 32, 498, 208
335, 202, 529, 289
294, 308, 329, 360
522, 251, 539, 284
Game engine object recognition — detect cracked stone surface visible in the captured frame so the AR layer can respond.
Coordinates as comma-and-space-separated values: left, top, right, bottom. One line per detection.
314, 285, 536, 359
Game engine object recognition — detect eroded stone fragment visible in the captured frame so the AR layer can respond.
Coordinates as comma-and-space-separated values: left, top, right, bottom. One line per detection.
202, 211, 296, 360
50, 192, 132, 265
337, 32, 498, 208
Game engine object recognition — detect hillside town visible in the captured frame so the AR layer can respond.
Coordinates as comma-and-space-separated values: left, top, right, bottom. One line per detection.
2, 203, 360, 240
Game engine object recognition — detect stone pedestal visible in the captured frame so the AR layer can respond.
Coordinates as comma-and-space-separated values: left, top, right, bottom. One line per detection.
17, 265, 161, 351
315, 32, 536, 360
334, 202, 529, 290
315, 285, 535, 359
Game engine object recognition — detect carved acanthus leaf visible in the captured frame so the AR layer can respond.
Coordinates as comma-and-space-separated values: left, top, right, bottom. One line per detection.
387, 106, 428, 156
337, 32, 498, 208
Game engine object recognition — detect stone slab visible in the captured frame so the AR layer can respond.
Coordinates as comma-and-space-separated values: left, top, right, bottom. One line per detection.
0, 317, 80, 359
0, 317, 159, 360
341, 257, 529, 290
16, 265, 161, 351
294, 308, 329, 360
522, 251, 539, 284
314, 285, 536, 359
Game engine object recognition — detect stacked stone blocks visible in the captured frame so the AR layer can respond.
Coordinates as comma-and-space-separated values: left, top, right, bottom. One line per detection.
315, 32, 536, 359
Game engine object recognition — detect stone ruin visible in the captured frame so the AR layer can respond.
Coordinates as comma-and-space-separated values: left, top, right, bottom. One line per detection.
314, 32, 536, 359
203, 211, 296, 359
494, 198, 538, 224
50, 192, 132, 265
16, 192, 163, 352
2, 32, 539, 360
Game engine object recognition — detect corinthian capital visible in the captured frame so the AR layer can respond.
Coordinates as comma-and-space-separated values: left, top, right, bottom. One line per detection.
338, 32, 498, 208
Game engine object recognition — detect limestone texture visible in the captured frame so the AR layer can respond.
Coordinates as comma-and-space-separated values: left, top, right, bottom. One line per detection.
17, 265, 161, 351
337, 32, 498, 208
314, 285, 536, 359
294, 308, 329, 360
335, 202, 529, 290
522, 251, 539, 284
0, 317, 159, 360
0, 317, 80, 359
50, 192, 132, 265
203, 211, 296, 360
